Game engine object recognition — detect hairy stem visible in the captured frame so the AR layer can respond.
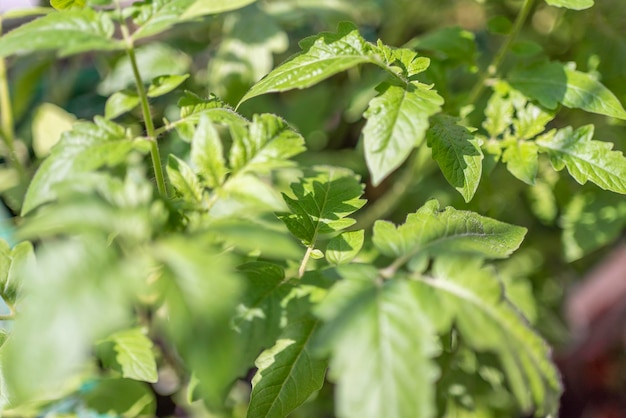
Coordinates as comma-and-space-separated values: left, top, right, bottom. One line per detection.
121, 24, 168, 197
0, 17, 26, 182
466, 0, 536, 106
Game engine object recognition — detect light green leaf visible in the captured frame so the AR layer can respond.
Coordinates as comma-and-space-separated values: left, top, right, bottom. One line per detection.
315, 277, 439, 418
211, 174, 287, 217
32, 103, 76, 158
502, 140, 538, 185
239, 22, 375, 104
0, 241, 33, 307
248, 317, 327, 418
81, 378, 156, 417
0, 9, 122, 58
537, 125, 626, 193
483, 84, 514, 138
1, 7, 53, 19
50, 0, 86, 10
147, 74, 190, 98
374, 41, 430, 79
278, 167, 366, 246
512, 100, 556, 140
561, 191, 626, 261
545, 0, 594, 10
130, 0, 195, 41
426, 115, 483, 202
182, 0, 257, 19
167, 155, 203, 203
363, 82, 443, 186
509, 62, 626, 120
104, 90, 140, 120
22, 118, 149, 215
229, 113, 306, 175
190, 116, 227, 188
413, 259, 562, 415
109, 329, 158, 383
372, 200, 526, 260
326, 230, 365, 265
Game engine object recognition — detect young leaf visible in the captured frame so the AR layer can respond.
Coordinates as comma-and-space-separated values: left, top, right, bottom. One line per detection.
363, 82, 443, 186
372, 200, 526, 261
0, 9, 123, 58
508, 62, 626, 120
191, 116, 227, 188
147, 74, 190, 98
426, 114, 483, 202
545, 0, 594, 10
239, 22, 375, 104
326, 230, 365, 265
248, 317, 327, 418
50, 0, 86, 10
229, 114, 306, 175
315, 277, 439, 418
182, 0, 258, 19
22, 118, 149, 214
483, 86, 514, 138
502, 140, 538, 185
278, 168, 366, 246
109, 328, 158, 383
167, 155, 204, 203
104, 90, 140, 120
537, 125, 626, 193
130, 0, 196, 41
412, 259, 562, 416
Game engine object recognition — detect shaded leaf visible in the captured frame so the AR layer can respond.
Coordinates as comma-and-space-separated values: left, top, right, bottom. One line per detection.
278, 168, 366, 246
240, 22, 375, 104
363, 82, 443, 186
408, 26, 476, 65
0, 9, 122, 58
537, 125, 626, 193
326, 230, 365, 265
81, 378, 156, 417
426, 115, 483, 202
372, 200, 526, 260
248, 317, 327, 418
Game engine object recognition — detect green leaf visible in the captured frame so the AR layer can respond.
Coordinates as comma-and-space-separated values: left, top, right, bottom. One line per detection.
561, 191, 626, 261
182, 0, 257, 19
508, 62, 626, 120
326, 230, 365, 265
108, 329, 158, 383
239, 22, 375, 104
130, 0, 195, 41
0, 241, 33, 307
229, 113, 306, 175
147, 74, 190, 98
104, 89, 140, 120
81, 378, 156, 417
248, 317, 327, 418
426, 115, 483, 202
363, 82, 443, 186
32, 103, 76, 158
483, 85, 514, 138
50, 0, 86, 10
502, 140, 538, 185
545, 0, 594, 10
374, 41, 430, 79
167, 155, 204, 203
212, 174, 287, 216
537, 125, 626, 193
22, 118, 149, 214
191, 116, 227, 188
278, 167, 366, 246
0, 9, 123, 58
372, 200, 527, 260
413, 259, 562, 415
512, 100, 556, 140
315, 277, 439, 418
408, 26, 476, 65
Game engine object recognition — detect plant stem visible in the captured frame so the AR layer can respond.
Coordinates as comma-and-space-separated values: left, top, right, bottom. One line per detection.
298, 246, 314, 278
121, 24, 168, 197
0, 17, 26, 182
0, 314, 14, 321
466, 0, 536, 106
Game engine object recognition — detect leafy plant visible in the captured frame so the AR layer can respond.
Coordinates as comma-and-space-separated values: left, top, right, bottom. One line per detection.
0, 0, 624, 416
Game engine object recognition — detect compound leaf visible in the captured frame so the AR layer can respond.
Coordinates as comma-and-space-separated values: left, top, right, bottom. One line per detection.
363, 82, 443, 186
278, 168, 366, 246
537, 125, 626, 193
426, 115, 483, 202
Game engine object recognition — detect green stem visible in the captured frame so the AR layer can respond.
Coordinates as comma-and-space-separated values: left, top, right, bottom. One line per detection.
466, 0, 535, 106
121, 24, 167, 197
298, 246, 314, 278
0, 314, 13, 321
0, 17, 26, 182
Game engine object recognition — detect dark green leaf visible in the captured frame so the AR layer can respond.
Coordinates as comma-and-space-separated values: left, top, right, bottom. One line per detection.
363, 82, 443, 186
278, 167, 366, 246
537, 125, 626, 193
372, 200, 527, 260
408, 26, 476, 65
82, 378, 156, 417
0, 9, 123, 58
248, 317, 327, 418
426, 115, 483, 202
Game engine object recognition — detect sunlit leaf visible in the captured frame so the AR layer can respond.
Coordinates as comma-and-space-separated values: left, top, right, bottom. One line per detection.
109, 328, 158, 383
545, 0, 594, 10
502, 140, 538, 185
182, 0, 257, 19
326, 230, 365, 265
